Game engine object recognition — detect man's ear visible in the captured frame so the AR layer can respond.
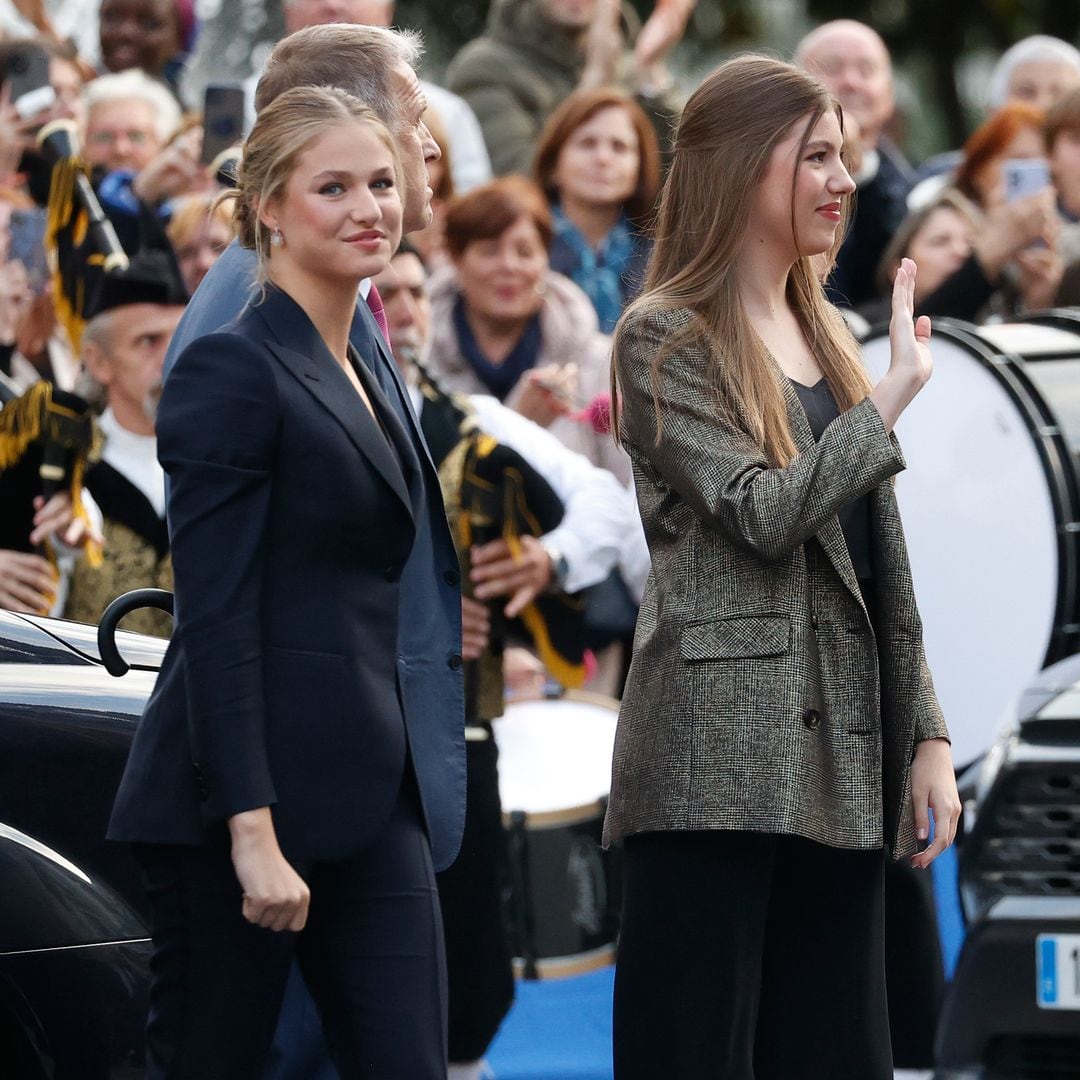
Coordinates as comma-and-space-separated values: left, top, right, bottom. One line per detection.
81, 340, 112, 386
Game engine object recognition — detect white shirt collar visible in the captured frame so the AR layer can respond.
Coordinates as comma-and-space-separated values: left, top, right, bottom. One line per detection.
99, 407, 166, 519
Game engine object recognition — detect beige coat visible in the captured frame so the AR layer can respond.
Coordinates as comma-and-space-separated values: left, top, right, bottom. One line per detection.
424, 266, 630, 484
604, 306, 948, 859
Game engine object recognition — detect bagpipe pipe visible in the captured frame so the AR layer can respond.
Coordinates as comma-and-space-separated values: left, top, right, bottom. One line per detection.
0, 120, 125, 561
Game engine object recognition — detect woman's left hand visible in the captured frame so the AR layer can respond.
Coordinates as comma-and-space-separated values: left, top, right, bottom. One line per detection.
909, 737, 961, 870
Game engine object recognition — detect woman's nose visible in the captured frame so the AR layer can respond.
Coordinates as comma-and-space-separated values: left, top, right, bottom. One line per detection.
831, 164, 857, 196
349, 189, 380, 223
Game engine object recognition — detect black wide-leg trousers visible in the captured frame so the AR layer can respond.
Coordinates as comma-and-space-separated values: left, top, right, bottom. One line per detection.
613, 829, 892, 1080
134, 777, 447, 1080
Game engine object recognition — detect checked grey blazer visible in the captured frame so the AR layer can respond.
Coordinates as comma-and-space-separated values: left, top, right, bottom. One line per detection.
604, 306, 948, 859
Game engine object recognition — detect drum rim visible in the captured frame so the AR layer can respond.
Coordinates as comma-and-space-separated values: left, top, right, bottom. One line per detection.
864, 316, 1080, 664
502, 688, 620, 713
502, 799, 607, 830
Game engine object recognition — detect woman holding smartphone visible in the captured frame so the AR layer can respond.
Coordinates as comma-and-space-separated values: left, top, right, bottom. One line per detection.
606, 55, 961, 1079
109, 85, 448, 1079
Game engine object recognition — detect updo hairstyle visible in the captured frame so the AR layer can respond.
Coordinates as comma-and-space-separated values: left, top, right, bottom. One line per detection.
228, 85, 402, 282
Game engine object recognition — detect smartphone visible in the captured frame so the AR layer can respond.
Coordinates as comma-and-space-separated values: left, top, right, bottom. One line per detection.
8, 208, 50, 294
1003, 158, 1050, 202
7, 47, 55, 121
201, 83, 246, 166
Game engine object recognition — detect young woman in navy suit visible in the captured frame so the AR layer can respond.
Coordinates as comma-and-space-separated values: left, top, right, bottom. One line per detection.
109, 86, 450, 1078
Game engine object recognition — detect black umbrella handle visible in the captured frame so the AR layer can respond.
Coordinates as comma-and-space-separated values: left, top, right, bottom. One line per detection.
98, 588, 174, 676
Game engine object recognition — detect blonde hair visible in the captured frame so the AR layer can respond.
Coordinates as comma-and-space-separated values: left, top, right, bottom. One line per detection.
166, 191, 232, 251
228, 85, 402, 286
612, 54, 871, 466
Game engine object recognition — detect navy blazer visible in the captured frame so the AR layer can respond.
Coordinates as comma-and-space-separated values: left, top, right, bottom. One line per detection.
110, 284, 466, 867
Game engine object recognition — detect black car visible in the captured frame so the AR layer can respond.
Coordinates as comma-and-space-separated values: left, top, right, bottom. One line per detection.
0, 608, 164, 1079
936, 653, 1080, 1079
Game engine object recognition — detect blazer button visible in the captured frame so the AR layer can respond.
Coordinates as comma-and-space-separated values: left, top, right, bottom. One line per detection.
444, 569, 460, 587
802, 708, 821, 730
448, 652, 463, 671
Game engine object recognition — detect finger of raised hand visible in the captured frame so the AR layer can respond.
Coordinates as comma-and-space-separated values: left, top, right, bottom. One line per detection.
891, 259, 912, 317
904, 257, 917, 308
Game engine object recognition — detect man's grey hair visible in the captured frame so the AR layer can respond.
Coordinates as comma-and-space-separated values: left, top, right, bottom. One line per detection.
84, 70, 182, 142
254, 23, 422, 131
75, 310, 117, 413
986, 35, 1080, 111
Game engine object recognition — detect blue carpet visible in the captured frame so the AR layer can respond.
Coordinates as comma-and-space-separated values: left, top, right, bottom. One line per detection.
485, 857, 967, 1079
931, 845, 966, 978
486, 967, 614, 1080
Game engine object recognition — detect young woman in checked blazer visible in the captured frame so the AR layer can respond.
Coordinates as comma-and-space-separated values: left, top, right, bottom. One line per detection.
606, 56, 962, 1079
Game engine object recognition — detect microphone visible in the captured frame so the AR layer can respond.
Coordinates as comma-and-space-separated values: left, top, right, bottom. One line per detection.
35, 118, 129, 273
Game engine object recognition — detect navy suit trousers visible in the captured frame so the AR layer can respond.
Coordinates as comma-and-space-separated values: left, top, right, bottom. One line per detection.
135, 777, 446, 1080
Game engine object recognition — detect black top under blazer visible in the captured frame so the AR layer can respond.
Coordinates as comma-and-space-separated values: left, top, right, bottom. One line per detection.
109, 285, 464, 865
605, 306, 949, 860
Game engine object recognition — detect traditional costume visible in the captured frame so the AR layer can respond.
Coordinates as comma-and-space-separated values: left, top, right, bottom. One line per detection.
63, 249, 187, 638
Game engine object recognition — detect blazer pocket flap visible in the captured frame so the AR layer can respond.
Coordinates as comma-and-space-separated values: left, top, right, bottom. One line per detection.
680, 615, 791, 661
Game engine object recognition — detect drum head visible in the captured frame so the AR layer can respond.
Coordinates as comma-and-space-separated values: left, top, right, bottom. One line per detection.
862, 322, 1076, 765
493, 692, 619, 818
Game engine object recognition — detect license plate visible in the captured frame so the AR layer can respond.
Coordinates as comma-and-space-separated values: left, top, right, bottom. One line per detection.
1036, 934, 1080, 1009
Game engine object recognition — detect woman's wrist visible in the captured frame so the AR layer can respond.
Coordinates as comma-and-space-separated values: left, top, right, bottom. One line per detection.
228, 806, 276, 846
869, 369, 923, 431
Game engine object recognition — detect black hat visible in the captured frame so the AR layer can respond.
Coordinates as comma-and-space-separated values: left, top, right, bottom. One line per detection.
86, 246, 189, 319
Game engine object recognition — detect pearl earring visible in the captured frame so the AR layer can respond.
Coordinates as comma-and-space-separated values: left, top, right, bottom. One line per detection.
270, 228, 284, 248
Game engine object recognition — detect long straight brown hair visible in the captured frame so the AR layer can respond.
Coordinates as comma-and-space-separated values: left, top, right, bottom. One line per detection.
611, 54, 871, 466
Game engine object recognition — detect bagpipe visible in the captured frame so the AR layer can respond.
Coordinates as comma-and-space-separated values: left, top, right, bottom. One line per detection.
0, 120, 125, 562
0, 380, 100, 565
414, 360, 591, 720
37, 118, 129, 353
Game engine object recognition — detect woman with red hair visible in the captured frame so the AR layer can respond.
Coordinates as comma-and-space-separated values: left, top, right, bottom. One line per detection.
954, 102, 1048, 207
948, 102, 1064, 312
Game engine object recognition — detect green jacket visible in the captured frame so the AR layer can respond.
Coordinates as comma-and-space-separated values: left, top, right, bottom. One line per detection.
447, 0, 682, 177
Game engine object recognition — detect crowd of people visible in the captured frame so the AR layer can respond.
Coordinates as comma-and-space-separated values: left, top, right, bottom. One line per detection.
4, 6, 1080, 627
0, 1, 1063, 1077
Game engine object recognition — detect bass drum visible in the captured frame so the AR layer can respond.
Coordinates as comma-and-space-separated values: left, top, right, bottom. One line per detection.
861, 317, 1080, 767
493, 691, 621, 979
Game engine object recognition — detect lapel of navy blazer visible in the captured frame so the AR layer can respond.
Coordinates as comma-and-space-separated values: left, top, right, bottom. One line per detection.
256, 294, 417, 521
604, 305, 948, 859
